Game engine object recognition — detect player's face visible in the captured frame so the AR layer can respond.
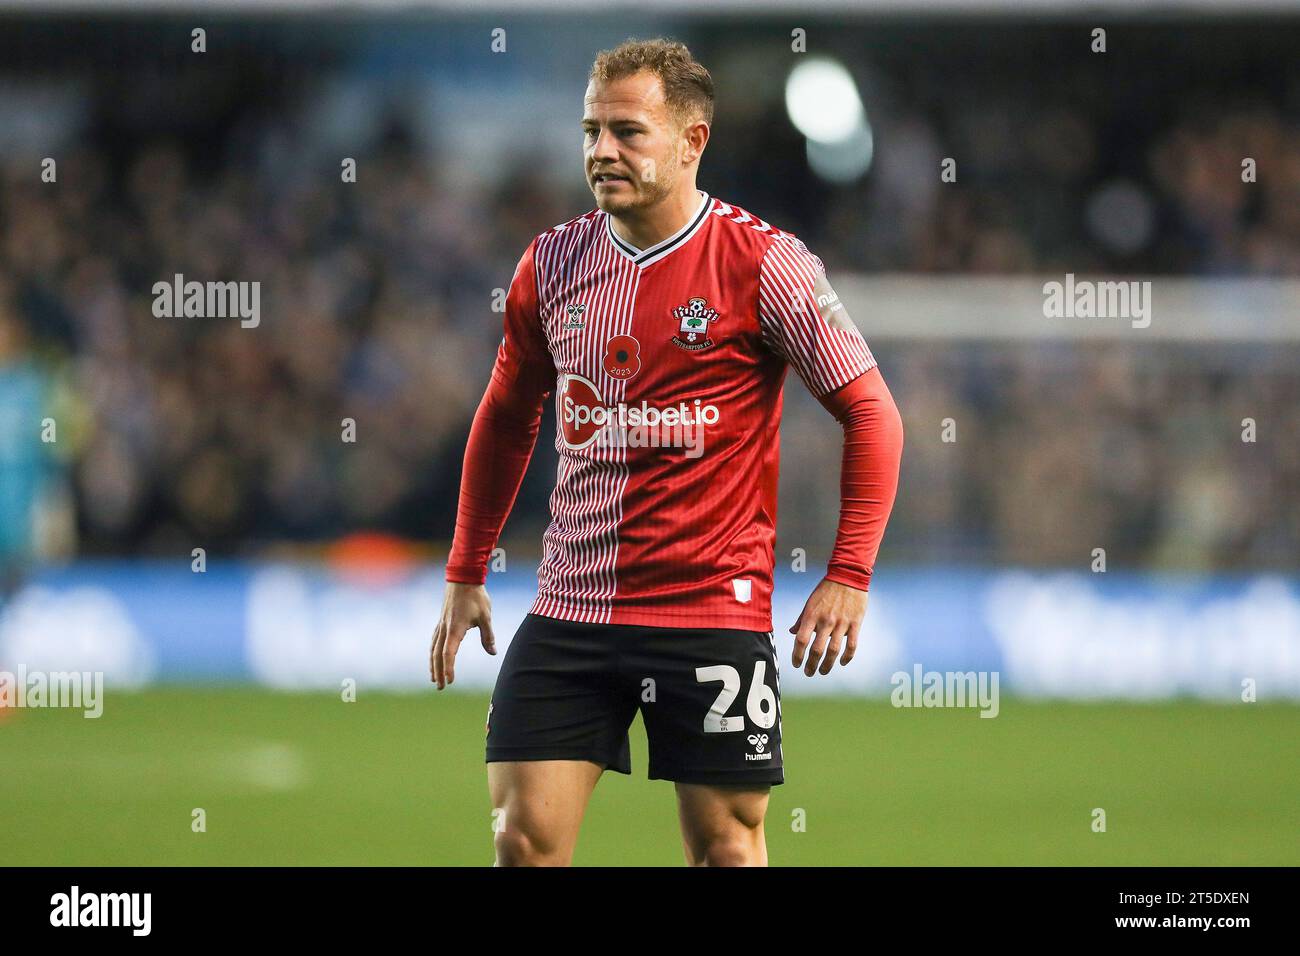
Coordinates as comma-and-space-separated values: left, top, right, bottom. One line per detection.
582, 72, 684, 215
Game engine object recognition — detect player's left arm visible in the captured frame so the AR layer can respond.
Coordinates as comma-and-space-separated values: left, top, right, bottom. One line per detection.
793, 366, 903, 675
757, 238, 904, 676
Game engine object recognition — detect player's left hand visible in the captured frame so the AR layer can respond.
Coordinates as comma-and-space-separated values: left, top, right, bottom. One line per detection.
789, 578, 868, 676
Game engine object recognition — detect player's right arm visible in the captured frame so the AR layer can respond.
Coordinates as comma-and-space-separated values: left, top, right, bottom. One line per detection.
431, 239, 553, 689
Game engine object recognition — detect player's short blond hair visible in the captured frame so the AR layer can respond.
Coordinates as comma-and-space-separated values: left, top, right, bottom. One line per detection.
589, 38, 714, 129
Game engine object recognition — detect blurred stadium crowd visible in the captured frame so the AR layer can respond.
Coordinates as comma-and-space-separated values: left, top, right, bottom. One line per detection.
0, 15, 1296, 572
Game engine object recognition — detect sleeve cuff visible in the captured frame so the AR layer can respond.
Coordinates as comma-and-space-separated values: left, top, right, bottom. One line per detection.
824, 566, 872, 592
444, 566, 487, 586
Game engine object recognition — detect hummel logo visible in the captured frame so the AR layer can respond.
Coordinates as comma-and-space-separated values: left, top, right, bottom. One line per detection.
744, 731, 773, 760
563, 304, 586, 329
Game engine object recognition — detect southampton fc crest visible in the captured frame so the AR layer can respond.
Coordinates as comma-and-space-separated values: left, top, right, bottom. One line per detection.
671, 296, 720, 351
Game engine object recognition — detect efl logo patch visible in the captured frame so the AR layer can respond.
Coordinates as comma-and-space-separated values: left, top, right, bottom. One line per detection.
671, 296, 720, 351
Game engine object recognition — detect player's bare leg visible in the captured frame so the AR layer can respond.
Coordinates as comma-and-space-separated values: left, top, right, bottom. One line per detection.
674, 783, 770, 866
488, 760, 604, 866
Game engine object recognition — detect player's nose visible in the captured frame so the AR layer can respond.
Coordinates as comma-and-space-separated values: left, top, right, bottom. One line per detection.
590, 128, 620, 164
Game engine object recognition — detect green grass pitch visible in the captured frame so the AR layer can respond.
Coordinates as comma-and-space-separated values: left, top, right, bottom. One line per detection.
2, 688, 1295, 866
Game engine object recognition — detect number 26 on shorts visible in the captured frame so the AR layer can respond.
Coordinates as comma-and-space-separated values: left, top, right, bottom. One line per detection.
696, 662, 777, 733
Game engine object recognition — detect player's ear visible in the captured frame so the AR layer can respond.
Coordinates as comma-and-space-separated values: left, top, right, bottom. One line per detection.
682, 119, 709, 164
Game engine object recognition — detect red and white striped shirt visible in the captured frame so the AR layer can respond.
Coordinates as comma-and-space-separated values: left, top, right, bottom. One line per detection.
446, 191, 894, 631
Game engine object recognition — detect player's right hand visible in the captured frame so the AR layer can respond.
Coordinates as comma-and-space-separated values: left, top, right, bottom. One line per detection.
430, 582, 497, 690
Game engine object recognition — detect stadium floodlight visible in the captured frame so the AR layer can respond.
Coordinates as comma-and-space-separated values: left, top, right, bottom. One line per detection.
784, 57, 864, 146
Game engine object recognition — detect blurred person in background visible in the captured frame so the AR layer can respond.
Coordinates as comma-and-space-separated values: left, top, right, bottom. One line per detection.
0, 303, 64, 593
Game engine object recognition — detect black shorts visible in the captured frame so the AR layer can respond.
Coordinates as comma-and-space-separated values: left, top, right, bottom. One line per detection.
485, 613, 784, 787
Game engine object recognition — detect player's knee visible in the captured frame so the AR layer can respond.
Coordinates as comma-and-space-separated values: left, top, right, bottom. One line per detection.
697, 833, 761, 867
493, 822, 569, 866
693, 810, 765, 866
